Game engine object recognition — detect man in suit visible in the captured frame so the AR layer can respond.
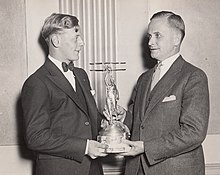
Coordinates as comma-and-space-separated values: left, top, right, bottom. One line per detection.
120, 11, 210, 175
21, 13, 108, 175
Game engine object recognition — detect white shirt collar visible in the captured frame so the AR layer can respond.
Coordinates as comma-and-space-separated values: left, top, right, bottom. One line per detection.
160, 52, 180, 67
158, 53, 180, 79
48, 55, 64, 73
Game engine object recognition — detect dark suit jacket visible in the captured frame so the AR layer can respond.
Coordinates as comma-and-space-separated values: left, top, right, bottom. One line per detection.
21, 59, 103, 175
124, 56, 209, 175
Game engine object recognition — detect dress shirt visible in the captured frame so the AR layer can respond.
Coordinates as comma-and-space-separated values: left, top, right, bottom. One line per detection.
48, 55, 76, 91
159, 52, 180, 80
48, 55, 90, 155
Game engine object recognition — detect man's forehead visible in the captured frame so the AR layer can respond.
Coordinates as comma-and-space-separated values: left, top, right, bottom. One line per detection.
147, 19, 170, 33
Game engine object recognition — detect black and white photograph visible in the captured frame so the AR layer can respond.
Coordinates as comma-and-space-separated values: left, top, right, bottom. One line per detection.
0, 0, 220, 174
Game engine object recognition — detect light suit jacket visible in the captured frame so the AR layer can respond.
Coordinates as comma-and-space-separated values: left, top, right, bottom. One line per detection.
124, 56, 209, 175
21, 59, 102, 175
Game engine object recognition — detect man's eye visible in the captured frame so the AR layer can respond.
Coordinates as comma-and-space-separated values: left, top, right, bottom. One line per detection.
155, 33, 161, 38
147, 34, 152, 39
75, 28, 79, 32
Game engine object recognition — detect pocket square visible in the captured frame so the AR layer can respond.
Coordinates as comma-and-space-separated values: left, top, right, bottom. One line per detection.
162, 95, 176, 102
90, 90, 96, 96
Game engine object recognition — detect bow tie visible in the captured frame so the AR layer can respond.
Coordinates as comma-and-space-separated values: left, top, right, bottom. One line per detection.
62, 62, 74, 72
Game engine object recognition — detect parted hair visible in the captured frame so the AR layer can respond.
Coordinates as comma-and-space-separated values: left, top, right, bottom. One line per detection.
41, 13, 79, 43
151, 11, 185, 42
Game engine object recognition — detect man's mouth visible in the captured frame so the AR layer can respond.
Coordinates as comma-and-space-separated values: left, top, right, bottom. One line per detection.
150, 47, 158, 50
150, 48, 159, 51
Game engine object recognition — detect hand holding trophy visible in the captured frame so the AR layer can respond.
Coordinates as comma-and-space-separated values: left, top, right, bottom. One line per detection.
97, 65, 130, 153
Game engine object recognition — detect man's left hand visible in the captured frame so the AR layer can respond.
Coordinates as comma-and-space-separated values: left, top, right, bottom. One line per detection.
119, 140, 144, 157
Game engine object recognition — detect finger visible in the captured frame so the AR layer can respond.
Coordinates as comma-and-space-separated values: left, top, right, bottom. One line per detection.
99, 153, 108, 157
122, 139, 133, 145
98, 143, 109, 149
90, 155, 97, 159
118, 152, 131, 157
98, 147, 106, 152
118, 153, 126, 156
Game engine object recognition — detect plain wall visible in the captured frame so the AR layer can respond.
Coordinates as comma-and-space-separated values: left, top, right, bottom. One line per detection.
0, 0, 26, 145
0, 0, 59, 174
116, 0, 149, 107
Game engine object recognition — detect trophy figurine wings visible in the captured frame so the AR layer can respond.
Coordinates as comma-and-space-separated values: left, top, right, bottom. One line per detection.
97, 65, 130, 153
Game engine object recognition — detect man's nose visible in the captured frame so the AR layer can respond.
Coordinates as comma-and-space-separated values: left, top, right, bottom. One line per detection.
148, 36, 154, 46
78, 36, 84, 47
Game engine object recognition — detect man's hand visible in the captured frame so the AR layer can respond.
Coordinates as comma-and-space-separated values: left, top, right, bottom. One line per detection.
119, 140, 144, 157
86, 140, 108, 159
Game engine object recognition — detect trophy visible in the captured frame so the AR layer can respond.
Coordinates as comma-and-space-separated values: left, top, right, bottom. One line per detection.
97, 65, 130, 153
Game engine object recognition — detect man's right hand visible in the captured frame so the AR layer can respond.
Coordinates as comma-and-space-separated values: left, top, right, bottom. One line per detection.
86, 140, 108, 159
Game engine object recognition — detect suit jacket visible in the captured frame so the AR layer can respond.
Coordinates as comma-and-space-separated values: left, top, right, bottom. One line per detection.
124, 56, 209, 175
21, 59, 103, 175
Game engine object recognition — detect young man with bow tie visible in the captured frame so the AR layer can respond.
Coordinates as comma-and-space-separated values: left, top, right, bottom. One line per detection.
21, 13, 108, 175
119, 11, 210, 175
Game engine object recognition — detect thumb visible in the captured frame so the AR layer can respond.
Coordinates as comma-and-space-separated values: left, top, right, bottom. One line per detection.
98, 142, 109, 149
122, 139, 134, 146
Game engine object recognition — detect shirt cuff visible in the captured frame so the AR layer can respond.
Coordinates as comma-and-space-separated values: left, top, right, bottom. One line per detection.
85, 139, 89, 155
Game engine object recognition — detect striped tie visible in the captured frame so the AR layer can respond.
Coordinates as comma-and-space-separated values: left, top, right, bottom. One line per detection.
150, 62, 162, 90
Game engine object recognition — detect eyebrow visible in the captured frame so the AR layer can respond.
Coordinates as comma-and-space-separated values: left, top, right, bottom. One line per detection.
146, 31, 161, 35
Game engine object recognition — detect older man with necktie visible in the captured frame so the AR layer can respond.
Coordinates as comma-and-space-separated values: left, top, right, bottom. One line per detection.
119, 11, 210, 175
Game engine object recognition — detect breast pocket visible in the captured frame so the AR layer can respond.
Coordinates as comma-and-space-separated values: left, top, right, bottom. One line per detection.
159, 99, 181, 130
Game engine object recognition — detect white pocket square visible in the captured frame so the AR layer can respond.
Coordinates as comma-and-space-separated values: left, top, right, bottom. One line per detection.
90, 90, 96, 96
162, 95, 176, 102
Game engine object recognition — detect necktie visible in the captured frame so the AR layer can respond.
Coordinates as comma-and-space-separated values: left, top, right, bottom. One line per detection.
150, 62, 162, 90
62, 61, 76, 91
62, 62, 75, 72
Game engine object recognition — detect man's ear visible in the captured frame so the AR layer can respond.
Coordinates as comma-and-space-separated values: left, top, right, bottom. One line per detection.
173, 32, 181, 46
51, 34, 60, 48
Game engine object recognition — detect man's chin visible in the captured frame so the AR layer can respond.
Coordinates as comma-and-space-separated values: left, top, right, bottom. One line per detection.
70, 56, 80, 61
150, 54, 158, 60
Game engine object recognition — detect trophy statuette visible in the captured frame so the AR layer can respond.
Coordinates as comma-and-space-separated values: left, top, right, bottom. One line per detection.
97, 66, 130, 153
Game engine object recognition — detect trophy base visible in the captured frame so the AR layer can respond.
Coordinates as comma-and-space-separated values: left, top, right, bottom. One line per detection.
97, 135, 131, 153
104, 143, 131, 153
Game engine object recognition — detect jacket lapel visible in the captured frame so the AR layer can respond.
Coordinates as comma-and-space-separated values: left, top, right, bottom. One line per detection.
137, 69, 154, 121
143, 56, 185, 119
44, 59, 88, 116
74, 69, 99, 136
74, 69, 98, 116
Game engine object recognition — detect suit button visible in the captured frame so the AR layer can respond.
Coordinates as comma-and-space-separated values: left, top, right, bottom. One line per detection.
85, 122, 90, 126
141, 125, 144, 129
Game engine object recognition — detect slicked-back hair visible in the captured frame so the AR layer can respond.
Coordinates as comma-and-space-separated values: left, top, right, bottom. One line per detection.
41, 13, 79, 43
151, 11, 185, 42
